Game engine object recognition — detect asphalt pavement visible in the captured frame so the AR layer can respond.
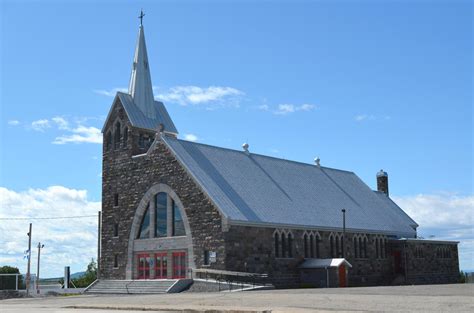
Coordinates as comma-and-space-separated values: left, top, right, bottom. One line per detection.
1, 283, 473, 312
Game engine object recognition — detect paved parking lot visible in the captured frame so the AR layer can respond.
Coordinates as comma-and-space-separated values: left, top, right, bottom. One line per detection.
1, 284, 473, 312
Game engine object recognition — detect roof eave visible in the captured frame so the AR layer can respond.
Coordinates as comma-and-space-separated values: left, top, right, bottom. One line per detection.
227, 219, 417, 238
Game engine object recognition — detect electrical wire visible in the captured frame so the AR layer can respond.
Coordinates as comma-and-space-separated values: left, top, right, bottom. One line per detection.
0, 214, 98, 220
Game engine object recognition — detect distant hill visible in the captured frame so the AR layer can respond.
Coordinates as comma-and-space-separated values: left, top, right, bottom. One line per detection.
70, 271, 85, 279
33, 271, 86, 282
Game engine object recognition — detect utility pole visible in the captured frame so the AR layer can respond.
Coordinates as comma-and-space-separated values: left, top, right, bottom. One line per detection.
97, 211, 101, 279
36, 242, 44, 294
342, 209, 346, 258
26, 223, 32, 296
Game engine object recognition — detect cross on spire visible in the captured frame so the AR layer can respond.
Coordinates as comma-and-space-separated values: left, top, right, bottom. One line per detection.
138, 9, 145, 26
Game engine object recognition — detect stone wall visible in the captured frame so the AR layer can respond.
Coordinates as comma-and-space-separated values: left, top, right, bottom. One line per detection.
390, 240, 459, 285
223, 225, 394, 287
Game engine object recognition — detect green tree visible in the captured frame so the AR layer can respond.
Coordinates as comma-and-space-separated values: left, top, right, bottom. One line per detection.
0, 266, 24, 290
71, 259, 97, 288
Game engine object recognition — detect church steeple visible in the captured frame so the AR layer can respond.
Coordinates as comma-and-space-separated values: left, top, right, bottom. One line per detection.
128, 11, 156, 119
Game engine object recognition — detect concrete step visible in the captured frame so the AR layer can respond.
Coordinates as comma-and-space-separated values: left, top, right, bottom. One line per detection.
85, 279, 182, 294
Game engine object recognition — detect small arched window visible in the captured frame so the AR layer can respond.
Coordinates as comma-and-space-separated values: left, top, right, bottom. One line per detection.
330, 235, 335, 258
364, 237, 368, 258
114, 122, 121, 149
375, 237, 380, 258
315, 233, 321, 258
303, 233, 309, 258
352, 236, 359, 259
123, 127, 128, 147
287, 233, 293, 258
310, 233, 315, 258
274, 232, 280, 258
281, 233, 286, 258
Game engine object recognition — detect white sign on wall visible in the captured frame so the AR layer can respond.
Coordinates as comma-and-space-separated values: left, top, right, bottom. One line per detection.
209, 251, 217, 263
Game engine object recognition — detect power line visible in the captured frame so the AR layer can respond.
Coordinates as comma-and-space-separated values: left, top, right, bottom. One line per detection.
0, 214, 98, 220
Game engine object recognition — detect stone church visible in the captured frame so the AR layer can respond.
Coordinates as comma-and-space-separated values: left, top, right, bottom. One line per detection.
99, 21, 459, 288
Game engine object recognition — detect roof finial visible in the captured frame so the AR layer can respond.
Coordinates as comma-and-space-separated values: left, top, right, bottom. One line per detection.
138, 9, 145, 26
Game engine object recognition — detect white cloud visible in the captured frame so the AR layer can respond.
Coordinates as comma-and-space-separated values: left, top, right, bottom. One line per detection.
27, 116, 102, 145
0, 186, 100, 278
155, 85, 244, 108
258, 104, 270, 111
31, 119, 51, 132
53, 125, 102, 145
8, 120, 20, 126
393, 192, 474, 270
184, 134, 198, 142
274, 103, 316, 115
355, 114, 391, 122
94, 87, 128, 97
51, 116, 69, 130
393, 193, 474, 229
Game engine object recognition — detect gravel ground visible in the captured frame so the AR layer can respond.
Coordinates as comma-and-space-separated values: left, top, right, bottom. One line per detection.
1, 283, 473, 313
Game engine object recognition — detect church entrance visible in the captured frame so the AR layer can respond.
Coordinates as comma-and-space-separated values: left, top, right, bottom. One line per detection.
155, 252, 168, 279
136, 251, 187, 279
172, 251, 186, 279
137, 253, 151, 279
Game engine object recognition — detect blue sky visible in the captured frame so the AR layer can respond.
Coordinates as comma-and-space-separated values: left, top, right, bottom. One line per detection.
1, 0, 472, 277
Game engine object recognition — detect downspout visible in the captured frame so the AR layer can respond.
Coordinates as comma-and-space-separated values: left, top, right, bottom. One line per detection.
326, 267, 329, 288
404, 243, 408, 284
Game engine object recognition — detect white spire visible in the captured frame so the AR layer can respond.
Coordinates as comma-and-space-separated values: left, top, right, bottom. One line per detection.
128, 24, 156, 119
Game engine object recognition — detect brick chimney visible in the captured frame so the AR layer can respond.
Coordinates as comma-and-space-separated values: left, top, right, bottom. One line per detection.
376, 169, 389, 196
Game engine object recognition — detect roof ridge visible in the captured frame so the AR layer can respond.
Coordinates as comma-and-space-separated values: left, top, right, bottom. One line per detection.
169, 137, 354, 174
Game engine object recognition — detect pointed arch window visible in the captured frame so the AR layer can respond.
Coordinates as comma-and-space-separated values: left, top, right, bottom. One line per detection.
376, 237, 380, 258
288, 233, 293, 258
123, 127, 128, 147
172, 199, 185, 236
136, 191, 187, 240
114, 122, 121, 149
330, 234, 335, 258
303, 233, 309, 258
363, 237, 368, 258
155, 192, 167, 237
274, 232, 280, 258
281, 233, 286, 258
315, 233, 321, 258
352, 236, 359, 259
137, 205, 150, 239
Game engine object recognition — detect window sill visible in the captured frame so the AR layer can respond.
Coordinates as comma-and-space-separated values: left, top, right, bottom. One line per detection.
113, 267, 119, 269
112, 236, 119, 239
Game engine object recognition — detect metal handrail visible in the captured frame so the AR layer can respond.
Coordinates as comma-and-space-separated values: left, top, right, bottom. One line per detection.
192, 268, 269, 291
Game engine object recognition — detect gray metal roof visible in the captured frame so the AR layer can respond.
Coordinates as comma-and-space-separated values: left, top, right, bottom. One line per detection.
117, 92, 177, 133
162, 136, 418, 237
299, 258, 352, 269
128, 25, 156, 119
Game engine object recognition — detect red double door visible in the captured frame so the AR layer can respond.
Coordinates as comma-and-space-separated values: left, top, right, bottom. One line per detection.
137, 251, 186, 279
